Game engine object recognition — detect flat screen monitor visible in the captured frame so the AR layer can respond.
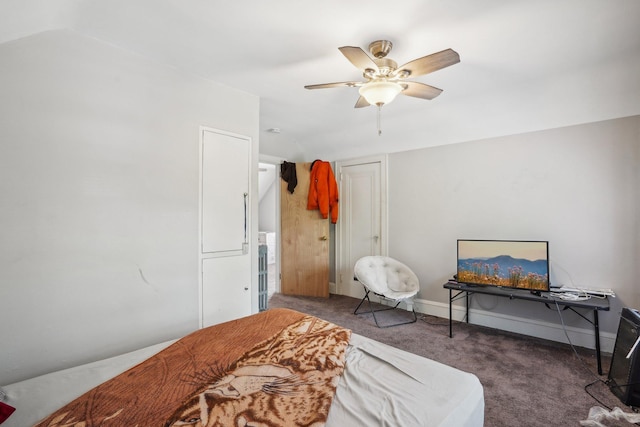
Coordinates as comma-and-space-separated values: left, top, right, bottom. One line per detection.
457, 239, 550, 292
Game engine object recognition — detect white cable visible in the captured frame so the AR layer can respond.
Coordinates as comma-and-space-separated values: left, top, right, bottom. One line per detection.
626, 335, 640, 359
553, 300, 600, 381
550, 259, 577, 289
549, 292, 591, 301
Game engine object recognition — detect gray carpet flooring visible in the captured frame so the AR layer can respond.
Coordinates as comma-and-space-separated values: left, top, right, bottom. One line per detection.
268, 292, 635, 427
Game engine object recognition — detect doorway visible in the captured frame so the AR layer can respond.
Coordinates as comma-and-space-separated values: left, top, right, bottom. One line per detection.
258, 156, 283, 299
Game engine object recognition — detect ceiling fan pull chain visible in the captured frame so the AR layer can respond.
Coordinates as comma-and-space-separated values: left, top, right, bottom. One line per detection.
377, 105, 382, 136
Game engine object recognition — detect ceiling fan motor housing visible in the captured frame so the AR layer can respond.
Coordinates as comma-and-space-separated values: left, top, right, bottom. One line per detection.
373, 58, 397, 77
368, 40, 393, 58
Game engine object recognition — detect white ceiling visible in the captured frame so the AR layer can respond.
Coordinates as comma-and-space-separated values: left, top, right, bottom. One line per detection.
2, 0, 639, 160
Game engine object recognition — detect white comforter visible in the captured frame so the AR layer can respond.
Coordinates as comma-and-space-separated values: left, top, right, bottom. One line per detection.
2, 334, 484, 427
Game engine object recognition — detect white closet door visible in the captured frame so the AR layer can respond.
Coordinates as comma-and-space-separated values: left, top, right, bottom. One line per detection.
200, 128, 252, 327
201, 130, 249, 254
202, 256, 251, 326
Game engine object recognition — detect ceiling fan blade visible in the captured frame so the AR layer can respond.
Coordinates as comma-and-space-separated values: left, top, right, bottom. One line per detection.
304, 81, 361, 90
354, 96, 370, 108
338, 46, 379, 73
393, 48, 460, 78
400, 81, 443, 100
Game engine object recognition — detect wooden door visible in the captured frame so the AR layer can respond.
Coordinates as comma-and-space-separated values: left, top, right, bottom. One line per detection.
280, 162, 329, 297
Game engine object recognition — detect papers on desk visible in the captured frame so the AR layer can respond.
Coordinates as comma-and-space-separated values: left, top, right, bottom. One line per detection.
549, 286, 615, 298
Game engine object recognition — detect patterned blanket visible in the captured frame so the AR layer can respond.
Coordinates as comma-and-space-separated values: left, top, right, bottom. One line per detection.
35, 308, 351, 427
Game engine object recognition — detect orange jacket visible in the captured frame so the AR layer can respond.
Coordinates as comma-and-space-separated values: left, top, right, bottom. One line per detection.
307, 161, 339, 224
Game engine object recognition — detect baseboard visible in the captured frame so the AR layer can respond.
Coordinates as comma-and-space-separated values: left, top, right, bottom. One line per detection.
412, 297, 616, 354
329, 282, 337, 294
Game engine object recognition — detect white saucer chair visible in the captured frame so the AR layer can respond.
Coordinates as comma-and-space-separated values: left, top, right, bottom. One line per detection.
353, 256, 419, 328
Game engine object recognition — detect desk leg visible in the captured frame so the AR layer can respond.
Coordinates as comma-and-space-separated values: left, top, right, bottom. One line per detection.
466, 292, 469, 324
449, 288, 453, 338
594, 310, 602, 375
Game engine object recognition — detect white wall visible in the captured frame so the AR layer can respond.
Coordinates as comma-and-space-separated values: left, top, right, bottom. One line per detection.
0, 29, 259, 385
388, 116, 639, 341
259, 181, 277, 232
258, 163, 277, 232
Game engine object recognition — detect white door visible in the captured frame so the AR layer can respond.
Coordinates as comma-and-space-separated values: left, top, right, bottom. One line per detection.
336, 156, 387, 298
200, 128, 252, 327
202, 256, 251, 326
201, 131, 248, 254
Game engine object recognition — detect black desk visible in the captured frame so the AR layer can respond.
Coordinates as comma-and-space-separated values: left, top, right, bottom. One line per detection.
443, 281, 610, 374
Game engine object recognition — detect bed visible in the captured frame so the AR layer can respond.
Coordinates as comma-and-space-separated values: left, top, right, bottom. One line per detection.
1, 308, 484, 426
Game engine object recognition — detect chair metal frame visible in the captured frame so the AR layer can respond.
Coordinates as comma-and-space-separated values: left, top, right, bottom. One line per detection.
353, 279, 418, 328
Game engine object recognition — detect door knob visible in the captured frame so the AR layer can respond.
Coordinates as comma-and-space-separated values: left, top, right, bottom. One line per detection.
320, 235, 328, 241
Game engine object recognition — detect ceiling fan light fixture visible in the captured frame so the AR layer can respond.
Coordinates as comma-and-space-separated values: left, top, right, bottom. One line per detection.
358, 80, 403, 106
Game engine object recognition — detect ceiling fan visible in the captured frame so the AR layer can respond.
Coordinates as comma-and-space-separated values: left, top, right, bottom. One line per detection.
305, 40, 460, 109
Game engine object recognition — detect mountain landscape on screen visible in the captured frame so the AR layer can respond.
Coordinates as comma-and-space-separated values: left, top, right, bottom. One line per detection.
457, 255, 549, 290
